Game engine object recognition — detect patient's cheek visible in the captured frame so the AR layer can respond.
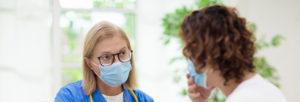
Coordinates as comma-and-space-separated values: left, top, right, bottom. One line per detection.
206, 72, 219, 87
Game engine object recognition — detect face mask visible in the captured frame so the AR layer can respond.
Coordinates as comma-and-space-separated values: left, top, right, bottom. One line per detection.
97, 61, 132, 87
187, 60, 207, 88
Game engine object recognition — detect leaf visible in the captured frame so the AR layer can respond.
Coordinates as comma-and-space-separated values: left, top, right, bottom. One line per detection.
247, 22, 257, 33
162, 6, 191, 38
180, 88, 188, 96
271, 35, 284, 47
198, 0, 223, 8
198, 0, 210, 8
255, 37, 270, 50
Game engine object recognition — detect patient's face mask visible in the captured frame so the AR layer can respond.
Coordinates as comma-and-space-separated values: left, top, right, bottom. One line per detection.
187, 60, 207, 88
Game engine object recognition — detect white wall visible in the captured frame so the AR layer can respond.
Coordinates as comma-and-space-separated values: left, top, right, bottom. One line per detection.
0, 0, 54, 101
237, 0, 300, 101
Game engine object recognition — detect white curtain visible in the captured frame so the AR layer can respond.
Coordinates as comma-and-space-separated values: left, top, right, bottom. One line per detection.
0, 0, 54, 101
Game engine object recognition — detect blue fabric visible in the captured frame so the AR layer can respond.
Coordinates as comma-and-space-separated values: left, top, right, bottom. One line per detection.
187, 60, 207, 88
55, 80, 154, 102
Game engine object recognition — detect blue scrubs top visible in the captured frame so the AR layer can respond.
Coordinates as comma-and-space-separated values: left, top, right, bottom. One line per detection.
55, 80, 154, 102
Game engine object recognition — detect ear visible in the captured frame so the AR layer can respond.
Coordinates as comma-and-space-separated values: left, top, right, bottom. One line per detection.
84, 57, 93, 69
85, 57, 101, 77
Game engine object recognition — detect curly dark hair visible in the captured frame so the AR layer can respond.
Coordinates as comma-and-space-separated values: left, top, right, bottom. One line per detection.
180, 5, 256, 84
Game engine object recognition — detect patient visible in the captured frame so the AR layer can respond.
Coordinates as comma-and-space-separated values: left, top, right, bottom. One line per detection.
180, 5, 287, 102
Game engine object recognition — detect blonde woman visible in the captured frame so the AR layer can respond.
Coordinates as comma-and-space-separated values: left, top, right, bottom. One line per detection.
55, 21, 154, 102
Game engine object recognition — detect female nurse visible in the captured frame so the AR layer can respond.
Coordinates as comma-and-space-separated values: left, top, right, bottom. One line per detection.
180, 5, 287, 102
55, 21, 154, 102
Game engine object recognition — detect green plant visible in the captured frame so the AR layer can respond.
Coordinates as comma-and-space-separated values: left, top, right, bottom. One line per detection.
161, 0, 284, 102
93, 0, 136, 9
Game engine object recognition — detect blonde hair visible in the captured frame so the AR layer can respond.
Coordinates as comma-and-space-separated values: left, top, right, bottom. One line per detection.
82, 21, 137, 95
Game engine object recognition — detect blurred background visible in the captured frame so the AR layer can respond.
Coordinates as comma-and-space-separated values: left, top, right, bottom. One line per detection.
0, 0, 299, 102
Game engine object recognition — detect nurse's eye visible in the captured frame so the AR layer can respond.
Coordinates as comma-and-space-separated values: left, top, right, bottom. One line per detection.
101, 55, 113, 60
119, 50, 126, 55
99, 54, 114, 65
118, 49, 132, 62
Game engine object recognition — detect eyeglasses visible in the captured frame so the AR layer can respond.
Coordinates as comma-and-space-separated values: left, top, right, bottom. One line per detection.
97, 49, 133, 66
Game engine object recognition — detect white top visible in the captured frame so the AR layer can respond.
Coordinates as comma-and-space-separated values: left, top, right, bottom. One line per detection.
226, 74, 287, 102
103, 92, 124, 102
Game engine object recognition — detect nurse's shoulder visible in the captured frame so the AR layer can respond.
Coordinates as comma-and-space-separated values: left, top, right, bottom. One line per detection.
132, 89, 154, 102
55, 80, 86, 102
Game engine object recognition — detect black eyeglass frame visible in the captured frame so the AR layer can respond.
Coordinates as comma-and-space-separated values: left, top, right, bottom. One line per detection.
97, 50, 133, 66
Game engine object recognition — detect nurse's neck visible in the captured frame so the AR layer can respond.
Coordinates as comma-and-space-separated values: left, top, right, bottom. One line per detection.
96, 78, 123, 96
218, 72, 255, 96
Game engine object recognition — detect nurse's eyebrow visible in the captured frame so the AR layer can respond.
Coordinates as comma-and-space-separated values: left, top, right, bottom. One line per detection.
100, 47, 127, 55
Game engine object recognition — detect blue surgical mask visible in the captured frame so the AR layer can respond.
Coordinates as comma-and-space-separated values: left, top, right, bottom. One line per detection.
187, 60, 207, 88
98, 61, 132, 87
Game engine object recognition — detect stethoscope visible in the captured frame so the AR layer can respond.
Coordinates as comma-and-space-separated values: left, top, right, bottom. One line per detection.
89, 87, 139, 102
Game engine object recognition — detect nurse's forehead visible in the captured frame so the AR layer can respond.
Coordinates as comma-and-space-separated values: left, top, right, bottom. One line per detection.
94, 36, 128, 53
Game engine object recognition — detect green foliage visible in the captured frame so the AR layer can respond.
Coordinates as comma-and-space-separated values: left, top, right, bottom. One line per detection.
162, 6, 191, 44
161, 0, 222, 45
93, 0, 136, 9
161, 0, 284, 102
254, 34, 284, 87
197, 0, 223, 8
